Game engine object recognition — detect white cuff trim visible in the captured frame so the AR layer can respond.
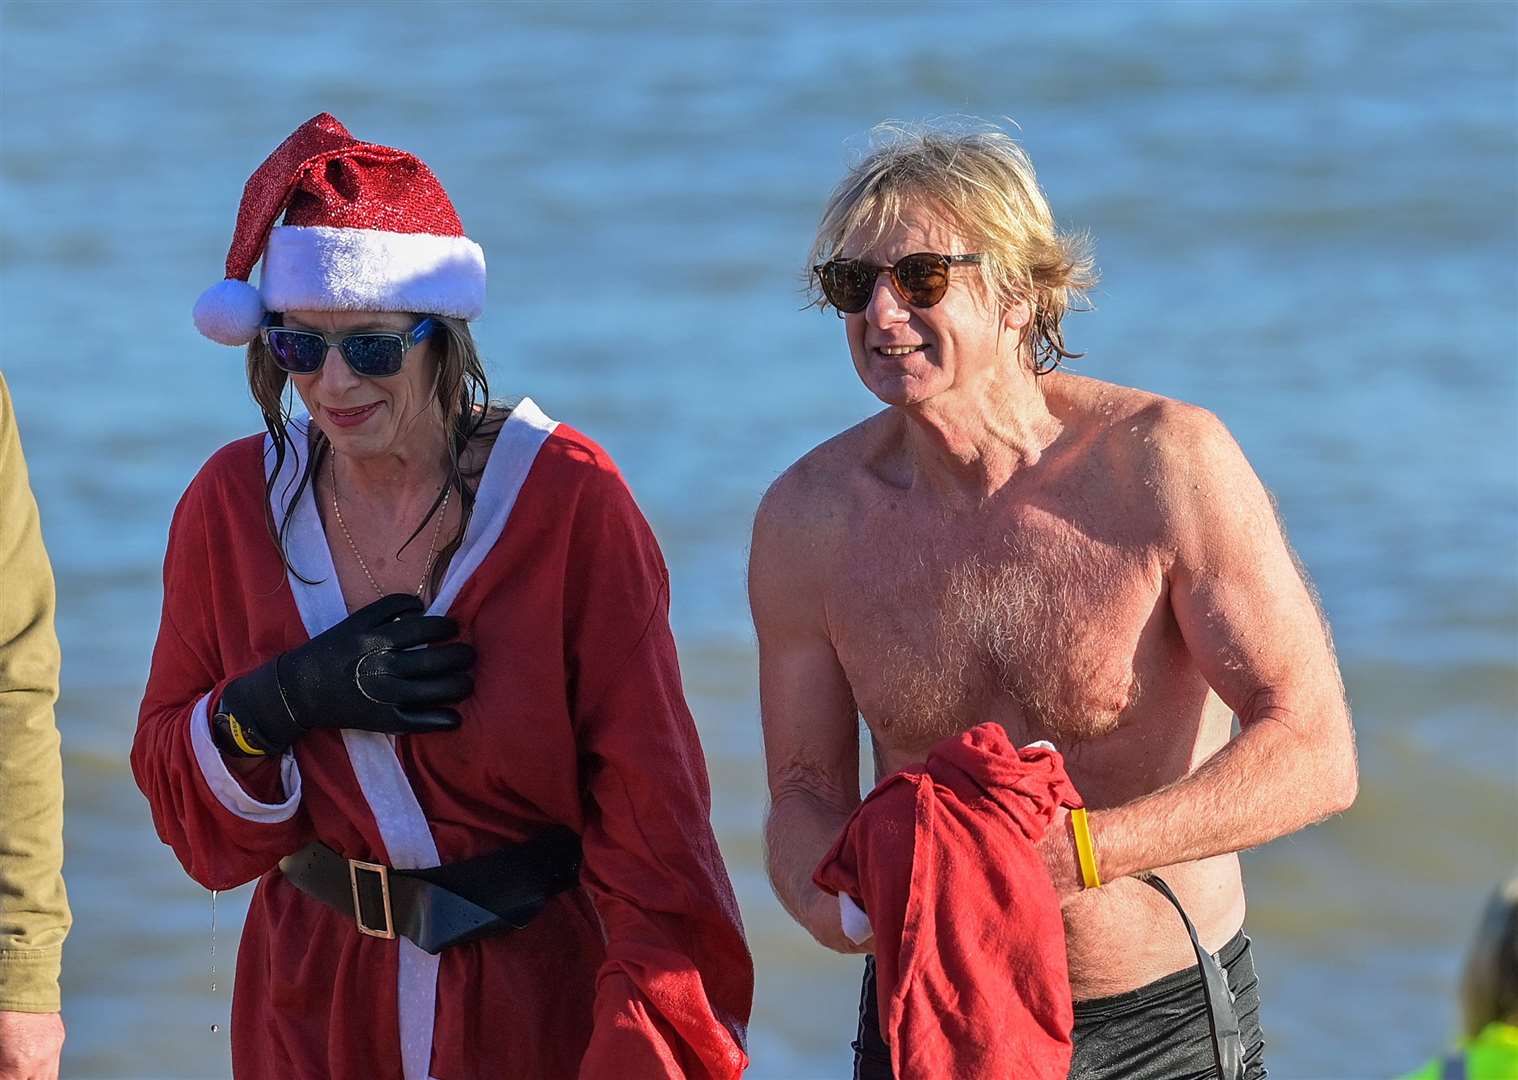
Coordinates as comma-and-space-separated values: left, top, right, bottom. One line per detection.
188, 693, 302, 822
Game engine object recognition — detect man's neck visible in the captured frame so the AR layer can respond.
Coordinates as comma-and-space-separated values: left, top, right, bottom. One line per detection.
898, 364, 1061, 501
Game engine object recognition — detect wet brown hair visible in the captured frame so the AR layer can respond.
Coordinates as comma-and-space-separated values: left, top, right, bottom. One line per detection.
246, 313, 494, 597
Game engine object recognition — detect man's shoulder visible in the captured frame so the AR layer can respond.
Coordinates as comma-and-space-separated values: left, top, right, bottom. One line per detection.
1051, 373, 1240, 478
756, 413, 888, 536
1050, 372, 1218, 438
1130, 393, 1249, 499
1047, 374, 1261, 554
750, 413, 892, 595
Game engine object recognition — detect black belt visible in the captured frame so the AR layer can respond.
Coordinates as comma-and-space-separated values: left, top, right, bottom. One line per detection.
278, 827, 582, 955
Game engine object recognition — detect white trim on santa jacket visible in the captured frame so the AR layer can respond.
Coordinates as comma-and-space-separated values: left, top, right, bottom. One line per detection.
260, 398, 557, 1080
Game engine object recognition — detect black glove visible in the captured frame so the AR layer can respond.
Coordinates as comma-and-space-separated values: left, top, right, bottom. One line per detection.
213, 593, 474, 756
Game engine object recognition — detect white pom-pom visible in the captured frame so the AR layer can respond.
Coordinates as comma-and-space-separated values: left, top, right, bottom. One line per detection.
193, 278, 265, 345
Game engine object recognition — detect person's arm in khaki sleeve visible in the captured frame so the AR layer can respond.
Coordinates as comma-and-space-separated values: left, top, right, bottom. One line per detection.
0, 373, 69, 1080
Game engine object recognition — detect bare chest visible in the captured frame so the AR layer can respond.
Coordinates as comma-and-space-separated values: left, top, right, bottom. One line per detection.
828, 502, 1170, 762
317, 487, 460, 613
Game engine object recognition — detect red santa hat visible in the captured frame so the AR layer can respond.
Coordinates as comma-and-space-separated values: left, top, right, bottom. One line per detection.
193, 113, 486, 346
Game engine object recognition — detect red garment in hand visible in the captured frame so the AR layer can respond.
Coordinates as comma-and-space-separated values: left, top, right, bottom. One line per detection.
814, 723, 1081, 1080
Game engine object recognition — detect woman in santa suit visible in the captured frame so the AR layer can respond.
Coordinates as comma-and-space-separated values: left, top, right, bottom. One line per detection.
131, 113, 752, 1080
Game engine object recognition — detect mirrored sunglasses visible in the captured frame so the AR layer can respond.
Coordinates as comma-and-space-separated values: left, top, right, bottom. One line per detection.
260, 317, 437, 378
814, 252, 982, 314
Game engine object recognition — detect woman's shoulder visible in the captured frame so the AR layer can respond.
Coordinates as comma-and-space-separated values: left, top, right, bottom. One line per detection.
178, 431, 272, 511
208, 430, 270, 467
536, 422, 643, 521
527, 416, 666, 584
499, 407, 654, 543
543, 423, 617, 470
472, 399, 626, 491
201, 431, 270, 481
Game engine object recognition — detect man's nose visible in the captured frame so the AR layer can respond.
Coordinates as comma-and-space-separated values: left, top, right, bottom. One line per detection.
865, 271, 909, 326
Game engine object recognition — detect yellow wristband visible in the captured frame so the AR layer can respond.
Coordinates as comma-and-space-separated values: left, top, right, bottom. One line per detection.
1070, 807, 1101, 889
226, 714, 269, 757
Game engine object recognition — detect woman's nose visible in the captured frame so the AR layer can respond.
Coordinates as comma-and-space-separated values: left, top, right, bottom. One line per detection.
317, 345, 362, 389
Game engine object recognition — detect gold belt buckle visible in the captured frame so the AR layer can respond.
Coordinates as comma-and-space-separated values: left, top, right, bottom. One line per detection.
347, 858, 396, 940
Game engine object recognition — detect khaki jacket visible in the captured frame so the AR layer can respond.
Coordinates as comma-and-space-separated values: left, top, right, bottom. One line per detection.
0, 372, 69, 1012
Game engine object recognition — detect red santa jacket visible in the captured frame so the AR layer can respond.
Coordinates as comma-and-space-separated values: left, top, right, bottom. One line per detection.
132, 399, 752, 1079
814, 723, 1080, 1080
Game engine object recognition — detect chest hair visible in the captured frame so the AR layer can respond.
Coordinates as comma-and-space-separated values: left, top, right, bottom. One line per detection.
849, 525, 1147, 749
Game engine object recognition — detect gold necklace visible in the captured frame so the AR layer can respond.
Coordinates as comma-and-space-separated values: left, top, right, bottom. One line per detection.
329, 451, 452, 601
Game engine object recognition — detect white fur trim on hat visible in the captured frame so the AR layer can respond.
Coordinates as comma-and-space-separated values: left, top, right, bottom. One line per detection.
193, 278, 267, 345
260, 225, 486, 320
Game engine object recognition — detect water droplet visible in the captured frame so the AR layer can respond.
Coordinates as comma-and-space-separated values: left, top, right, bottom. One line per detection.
211, 1023, 220, 1034
210, 889, 219, 992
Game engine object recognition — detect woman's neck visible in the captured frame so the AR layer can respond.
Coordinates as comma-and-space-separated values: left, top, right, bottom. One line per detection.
327, 428, 451, 520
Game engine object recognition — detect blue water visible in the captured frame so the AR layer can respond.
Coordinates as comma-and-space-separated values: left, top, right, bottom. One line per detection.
2, 2, 1515, 1076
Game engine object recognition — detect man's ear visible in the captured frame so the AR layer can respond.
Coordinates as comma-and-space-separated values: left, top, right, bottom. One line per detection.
1004, 295, 1033, 333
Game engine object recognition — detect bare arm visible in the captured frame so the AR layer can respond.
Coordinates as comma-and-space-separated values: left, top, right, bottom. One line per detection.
749, 476, 870, 954
1042, 406, 1358, 893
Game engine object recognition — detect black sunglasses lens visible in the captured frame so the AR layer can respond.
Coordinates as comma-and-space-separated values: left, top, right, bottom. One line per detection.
822, 260, 874, 313
265, 329, 327, 374
894, 254, 950, 307
339, 335, 406, 377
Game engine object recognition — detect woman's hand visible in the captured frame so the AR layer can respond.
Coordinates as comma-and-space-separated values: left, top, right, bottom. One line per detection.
215, 593, 474, 755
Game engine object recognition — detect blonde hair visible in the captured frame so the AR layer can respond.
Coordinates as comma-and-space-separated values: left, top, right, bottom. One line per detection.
807, 120, 1097, 372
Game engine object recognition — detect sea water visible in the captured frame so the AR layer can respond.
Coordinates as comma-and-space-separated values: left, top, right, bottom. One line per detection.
1, 3, 1513, 1076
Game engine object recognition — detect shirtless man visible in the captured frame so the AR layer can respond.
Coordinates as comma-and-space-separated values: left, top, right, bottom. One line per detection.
749, 124, 1358, 1079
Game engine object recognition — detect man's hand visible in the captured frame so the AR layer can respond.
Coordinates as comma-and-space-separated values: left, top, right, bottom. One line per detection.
1036, 806, 1086, 904
0, 1011, 63, 1080
804, 888, 874, 955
